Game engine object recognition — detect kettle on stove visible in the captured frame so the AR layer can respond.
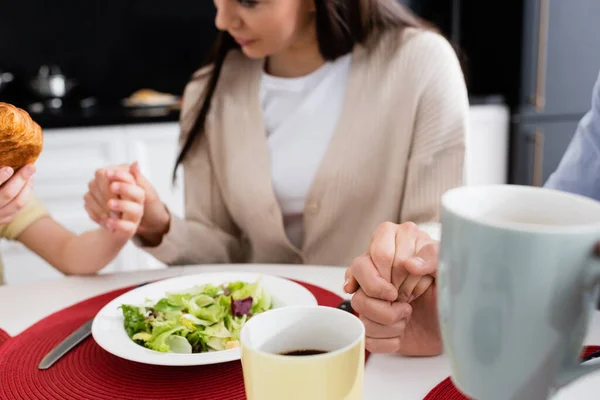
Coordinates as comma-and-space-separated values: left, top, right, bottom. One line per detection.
28, 65, 76, 99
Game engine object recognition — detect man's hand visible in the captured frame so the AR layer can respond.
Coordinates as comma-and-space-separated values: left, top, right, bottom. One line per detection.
344, 222, 437, 302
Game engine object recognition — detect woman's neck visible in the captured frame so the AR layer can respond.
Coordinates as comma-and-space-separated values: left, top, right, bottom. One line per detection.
265, 32, 325, 78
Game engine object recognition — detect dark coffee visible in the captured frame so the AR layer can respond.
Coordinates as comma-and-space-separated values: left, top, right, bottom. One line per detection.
279, 349, 328, 356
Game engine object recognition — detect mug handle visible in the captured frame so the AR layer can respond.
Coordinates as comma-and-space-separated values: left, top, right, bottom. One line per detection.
556, 257, 600, 388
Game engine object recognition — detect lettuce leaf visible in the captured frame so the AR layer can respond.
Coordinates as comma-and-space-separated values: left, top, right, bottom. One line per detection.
121, 304, 150, 337
145, 321, 189, 353
153, 298, 185, 312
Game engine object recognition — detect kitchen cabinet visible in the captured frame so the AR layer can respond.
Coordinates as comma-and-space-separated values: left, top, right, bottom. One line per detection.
512, 120, 579, 187
519, 0, 600, 118
2, 122, 184, 285
511, 0, 600, 185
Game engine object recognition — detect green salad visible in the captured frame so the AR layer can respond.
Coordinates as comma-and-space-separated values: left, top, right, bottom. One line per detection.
120, 279, 272, 354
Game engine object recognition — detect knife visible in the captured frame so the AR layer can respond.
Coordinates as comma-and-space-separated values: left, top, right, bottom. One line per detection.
38, 281, 151, 370
38, 318, 94, 370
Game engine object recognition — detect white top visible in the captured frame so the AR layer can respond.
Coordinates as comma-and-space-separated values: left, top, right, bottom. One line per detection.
260, 54, 352, 248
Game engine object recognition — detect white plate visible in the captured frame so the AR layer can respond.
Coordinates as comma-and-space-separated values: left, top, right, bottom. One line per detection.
91, 272, 317, 366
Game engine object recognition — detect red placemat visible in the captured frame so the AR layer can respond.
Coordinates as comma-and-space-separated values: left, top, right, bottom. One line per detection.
424, 345, 600, 399
0, 328, 9, 347
0, 279, 360, 400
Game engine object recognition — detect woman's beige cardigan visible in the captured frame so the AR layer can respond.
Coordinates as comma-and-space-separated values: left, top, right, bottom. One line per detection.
138, 27, 469, 267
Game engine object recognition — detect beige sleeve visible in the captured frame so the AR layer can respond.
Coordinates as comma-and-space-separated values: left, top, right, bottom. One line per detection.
135, 78, 242, 266
399, 32, 469, 224
0, 195, 50, 241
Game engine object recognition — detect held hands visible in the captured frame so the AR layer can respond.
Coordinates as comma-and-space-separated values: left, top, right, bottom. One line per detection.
344, 222, 442, 356
84, 162, 144, 239
84, 162, 170, 243
0, 165, 36, 224
84, 162, 146, 240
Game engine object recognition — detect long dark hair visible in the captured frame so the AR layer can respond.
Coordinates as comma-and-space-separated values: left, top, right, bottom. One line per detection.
173, 0, 429, 179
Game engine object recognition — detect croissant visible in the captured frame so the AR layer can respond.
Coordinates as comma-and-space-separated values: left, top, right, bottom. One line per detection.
0, 102, 43, 170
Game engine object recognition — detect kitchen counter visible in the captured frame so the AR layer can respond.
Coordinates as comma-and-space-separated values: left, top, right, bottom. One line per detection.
0, 92, 505, 131
1, 83, 182, 129
0, 91, 507, 131
27, 104, 180, 130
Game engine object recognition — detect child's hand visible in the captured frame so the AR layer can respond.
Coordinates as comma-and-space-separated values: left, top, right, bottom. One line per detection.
84, 163, 145, 239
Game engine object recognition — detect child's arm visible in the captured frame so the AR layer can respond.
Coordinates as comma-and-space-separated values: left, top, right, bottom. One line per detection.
16, 172, 145, 275
16, 218, 129, 275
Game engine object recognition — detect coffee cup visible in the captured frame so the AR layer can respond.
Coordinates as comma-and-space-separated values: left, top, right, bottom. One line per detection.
240, 305, 365, 400
438, 185, 600, 400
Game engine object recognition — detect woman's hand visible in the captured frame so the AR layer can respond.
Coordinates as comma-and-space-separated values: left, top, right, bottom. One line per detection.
344, 222, 442, 355
84, 169, 144, 240
0, 165, 36, 224
84, 162, 171, 244
344, 222, 437, 302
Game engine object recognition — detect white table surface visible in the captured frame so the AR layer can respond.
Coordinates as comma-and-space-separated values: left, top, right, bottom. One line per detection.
1, 263, 600, 399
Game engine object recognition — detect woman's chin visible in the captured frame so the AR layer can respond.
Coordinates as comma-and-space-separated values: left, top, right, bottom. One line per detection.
239, 45, 267, 59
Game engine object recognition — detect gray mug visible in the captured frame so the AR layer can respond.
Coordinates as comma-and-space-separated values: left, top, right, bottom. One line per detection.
438, 185, 600, 400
